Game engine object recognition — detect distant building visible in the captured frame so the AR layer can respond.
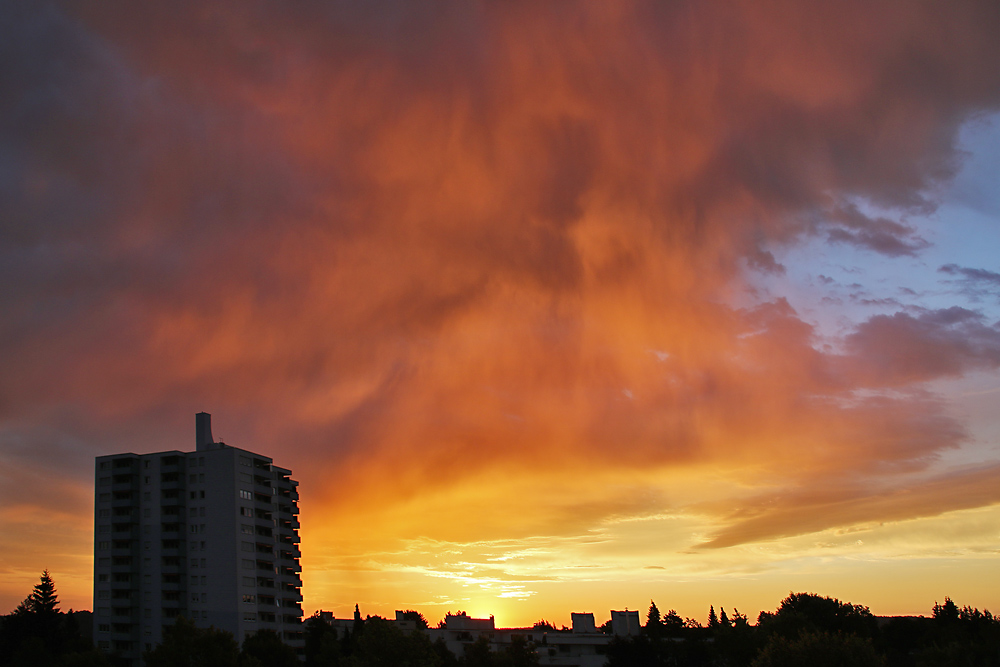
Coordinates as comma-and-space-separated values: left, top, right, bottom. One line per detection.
610, 609, 641, 637
93, 413, 303, 665
314, 607, 634, 667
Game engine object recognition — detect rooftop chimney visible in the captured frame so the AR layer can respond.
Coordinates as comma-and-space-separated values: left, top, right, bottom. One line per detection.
196, 412, 214, 450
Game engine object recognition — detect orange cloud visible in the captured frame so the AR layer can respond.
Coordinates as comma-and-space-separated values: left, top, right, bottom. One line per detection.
2, 0, 1000, 621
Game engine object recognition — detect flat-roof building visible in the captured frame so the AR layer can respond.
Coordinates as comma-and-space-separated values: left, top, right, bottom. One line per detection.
93, 413, 302, 665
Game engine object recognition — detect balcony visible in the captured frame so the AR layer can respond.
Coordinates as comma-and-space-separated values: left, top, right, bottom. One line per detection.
279, 545, 302, 559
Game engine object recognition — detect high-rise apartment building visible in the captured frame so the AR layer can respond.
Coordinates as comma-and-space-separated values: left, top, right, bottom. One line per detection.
93, 413, 303, 665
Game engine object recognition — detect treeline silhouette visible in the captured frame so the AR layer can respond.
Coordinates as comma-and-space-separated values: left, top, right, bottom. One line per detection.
609, 593, 1000, 667
3, 572, 998, 666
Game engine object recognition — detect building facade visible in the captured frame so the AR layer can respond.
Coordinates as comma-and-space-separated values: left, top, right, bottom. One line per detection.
93, 413, 303, 665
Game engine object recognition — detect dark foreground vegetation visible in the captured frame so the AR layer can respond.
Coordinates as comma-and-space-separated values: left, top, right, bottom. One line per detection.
3, 572, 999, 666
606, 595, 1000, 667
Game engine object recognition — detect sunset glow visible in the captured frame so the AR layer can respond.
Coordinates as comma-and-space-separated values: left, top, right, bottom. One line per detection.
2, 1, 1000, 628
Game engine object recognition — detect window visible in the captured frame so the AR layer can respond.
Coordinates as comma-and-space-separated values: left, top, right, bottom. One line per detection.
98, 574, 108, 582
98, 624, 110, 633
199, 473, 205, 483
191, 542, 197, 551
200, 490, 205, 499
98, 591, 109, 599
191, 593, 199, 602
240, 507, 253, 517
242, 541, 254, 552
199, 457, 205, 466
201, 558, 206, 567
243, 559, 254, 570
99, 494, 110, 502
98, 509, 110, 518
189, 474, 197, 483
144, 508, 151, 518
144, 461, 149, 469
240, 456, 251, 467
191, 559, 198, 568
99, 462, 109, 470
240, 472, 253, 483
98, 541, 110, 550
144, 476, 150, 484
98, 525, 109, 533
143, 492, 150, 501
191, 576, 198, 585
99, 477, 110, 486
190, 491, 197, 499
201, 576, 207, 585
240, 490, 253, 500
243, 594, 256, 604
243, 613, 256, 622
200, 507, 206, 517
241, 524, 254, 534
243, 577, 255, 587
200, 541, 206, 550
190, 508, 198, 517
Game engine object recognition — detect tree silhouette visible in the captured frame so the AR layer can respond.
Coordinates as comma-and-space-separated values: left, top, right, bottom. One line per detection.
143, 616, 239, 667
30, 570, 59, 615
708, 605, 719, 629
240, 629, 298, 667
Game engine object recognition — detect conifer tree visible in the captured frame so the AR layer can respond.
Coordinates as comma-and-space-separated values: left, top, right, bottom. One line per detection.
646, 600, 662, 628
708, 605, 719, 628
30, 570, 59, 614
719, 607, 731, 628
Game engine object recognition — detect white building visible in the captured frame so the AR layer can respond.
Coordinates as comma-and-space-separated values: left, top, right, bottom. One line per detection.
93, 413, 303, 665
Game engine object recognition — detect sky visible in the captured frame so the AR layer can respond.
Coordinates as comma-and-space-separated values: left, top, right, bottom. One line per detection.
2, 0, 1000, 628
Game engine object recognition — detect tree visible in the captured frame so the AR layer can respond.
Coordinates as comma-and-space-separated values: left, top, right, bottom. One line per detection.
349, 615, 440, 667
30, 570, 60, 615
0, 572, 108, 667
646, 601, 662, 628
143, 616, 239, 667
399, 610, 429, 630
644, 601, 663, 637
662, 609, 684, 634
751, 631, 883, 667
240, 629, 298, 667
304, 613, 341, 667
756, 592, 877, 641
708, 606, 719, 629
495, 635, 541, 667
